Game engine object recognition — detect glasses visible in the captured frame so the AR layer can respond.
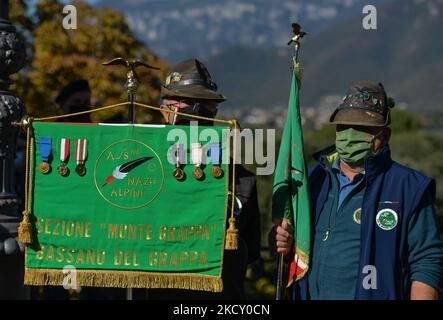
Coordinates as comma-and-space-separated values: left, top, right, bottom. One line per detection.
164, 100, 195, 109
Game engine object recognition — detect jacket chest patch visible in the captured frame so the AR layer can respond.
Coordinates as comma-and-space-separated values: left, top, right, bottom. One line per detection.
353, 208, 362, 224
376, 208, 398, 231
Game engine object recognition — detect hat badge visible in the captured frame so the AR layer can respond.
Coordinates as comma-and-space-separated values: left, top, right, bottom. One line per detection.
165, 72, 182, 86
354, 88, 371, 102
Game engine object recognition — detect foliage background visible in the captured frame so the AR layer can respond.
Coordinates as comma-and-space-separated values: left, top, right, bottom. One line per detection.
10, 0, 169, 123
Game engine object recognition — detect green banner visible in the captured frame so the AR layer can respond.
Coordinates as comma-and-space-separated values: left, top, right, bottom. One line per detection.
25, 122, 230, 292
272, 67, 311, 285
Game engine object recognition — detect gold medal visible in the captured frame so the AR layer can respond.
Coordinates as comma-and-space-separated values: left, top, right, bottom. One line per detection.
192, 167, 204, 180
75, 164, 86, 176
57, 163, 69, 177
38, 162, 50, 174
172, 167, 185, 181
211, 166, 223, 178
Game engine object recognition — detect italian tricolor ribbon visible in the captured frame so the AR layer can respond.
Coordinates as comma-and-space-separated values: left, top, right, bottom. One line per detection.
60, 138, 70, 163
75, 138, 87, 165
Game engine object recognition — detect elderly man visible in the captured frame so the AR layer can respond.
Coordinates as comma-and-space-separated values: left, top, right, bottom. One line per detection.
274, 81, 443, 300
148, 58, 261, 299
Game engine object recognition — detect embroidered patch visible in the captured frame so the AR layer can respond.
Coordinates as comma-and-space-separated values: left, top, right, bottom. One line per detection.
353, 208, 362, 224
376, 208, 398, 231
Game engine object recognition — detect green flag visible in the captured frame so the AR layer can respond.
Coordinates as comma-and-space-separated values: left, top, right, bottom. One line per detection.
24, 122, 230, 292
272, 66, 311, 284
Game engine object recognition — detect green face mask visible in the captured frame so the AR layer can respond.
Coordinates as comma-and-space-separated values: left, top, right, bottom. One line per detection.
335, 128, 383, 166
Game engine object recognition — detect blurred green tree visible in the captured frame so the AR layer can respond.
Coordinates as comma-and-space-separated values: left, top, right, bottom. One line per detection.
10, 0, 169, 122
390, 109, 424, 133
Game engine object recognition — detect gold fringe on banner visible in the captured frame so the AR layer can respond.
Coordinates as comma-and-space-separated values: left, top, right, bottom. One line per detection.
24, 268, 223, 292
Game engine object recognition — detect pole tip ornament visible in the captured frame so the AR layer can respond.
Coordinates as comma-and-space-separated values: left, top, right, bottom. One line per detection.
102, 57, 160, 94
11, 115, 33, 131
287, 23, 307, 46
287, 23, 307, 79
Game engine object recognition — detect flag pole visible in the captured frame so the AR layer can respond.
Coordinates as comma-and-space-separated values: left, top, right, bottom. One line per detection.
276, 253, 285, 300
275, 22, 307, 301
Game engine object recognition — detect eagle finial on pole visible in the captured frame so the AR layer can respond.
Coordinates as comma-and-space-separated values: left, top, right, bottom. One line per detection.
287, 23, 307, 64
102, 58, 160, 123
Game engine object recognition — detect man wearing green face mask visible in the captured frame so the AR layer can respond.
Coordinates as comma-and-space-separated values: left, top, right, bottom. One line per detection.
274, 81, 443, 300
335, 125, 387, 167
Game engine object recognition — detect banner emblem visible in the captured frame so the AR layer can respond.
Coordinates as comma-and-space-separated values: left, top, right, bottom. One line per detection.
94, 139, 164, 210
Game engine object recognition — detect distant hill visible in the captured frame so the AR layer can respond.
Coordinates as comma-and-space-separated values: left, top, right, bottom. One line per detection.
96, 0, 384, 63
95, 0, 443, 112
205, 46, 291, 110
205, 0, 443, 111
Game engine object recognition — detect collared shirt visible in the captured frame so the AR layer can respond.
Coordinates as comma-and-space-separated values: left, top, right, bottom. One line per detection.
331, 158, 365, 210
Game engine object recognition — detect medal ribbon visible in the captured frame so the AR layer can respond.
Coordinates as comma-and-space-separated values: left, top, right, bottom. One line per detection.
208, 142, 221, 165
176, 143, 185, 166
191, 143, 203, 167
171, 106, 179, 125
169, 144, 185, 166
75, 139, 87, 165
39, 137, 52, 162
60, 138, 70, 163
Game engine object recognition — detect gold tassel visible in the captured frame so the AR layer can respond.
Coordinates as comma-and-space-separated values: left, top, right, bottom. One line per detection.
18, 210, 33, 245
225, 217, 238, 250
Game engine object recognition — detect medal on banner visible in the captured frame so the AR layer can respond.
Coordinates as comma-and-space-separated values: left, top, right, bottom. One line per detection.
38, 137, 52, 174
209, 142, 223, 178
191, 143, 204, 180
57, 138, 70, 177
75, 138, 87, 176
171, 143, 185, 181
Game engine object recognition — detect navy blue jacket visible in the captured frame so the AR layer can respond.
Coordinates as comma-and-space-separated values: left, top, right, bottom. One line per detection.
296, 144, 436, 299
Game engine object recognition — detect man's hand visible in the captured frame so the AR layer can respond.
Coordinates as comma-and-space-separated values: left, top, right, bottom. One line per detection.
276, 220, 293, 255
269, 219, 294, 256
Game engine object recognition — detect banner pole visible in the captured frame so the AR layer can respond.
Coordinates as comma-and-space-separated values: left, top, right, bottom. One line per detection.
128, 92, 135, 124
